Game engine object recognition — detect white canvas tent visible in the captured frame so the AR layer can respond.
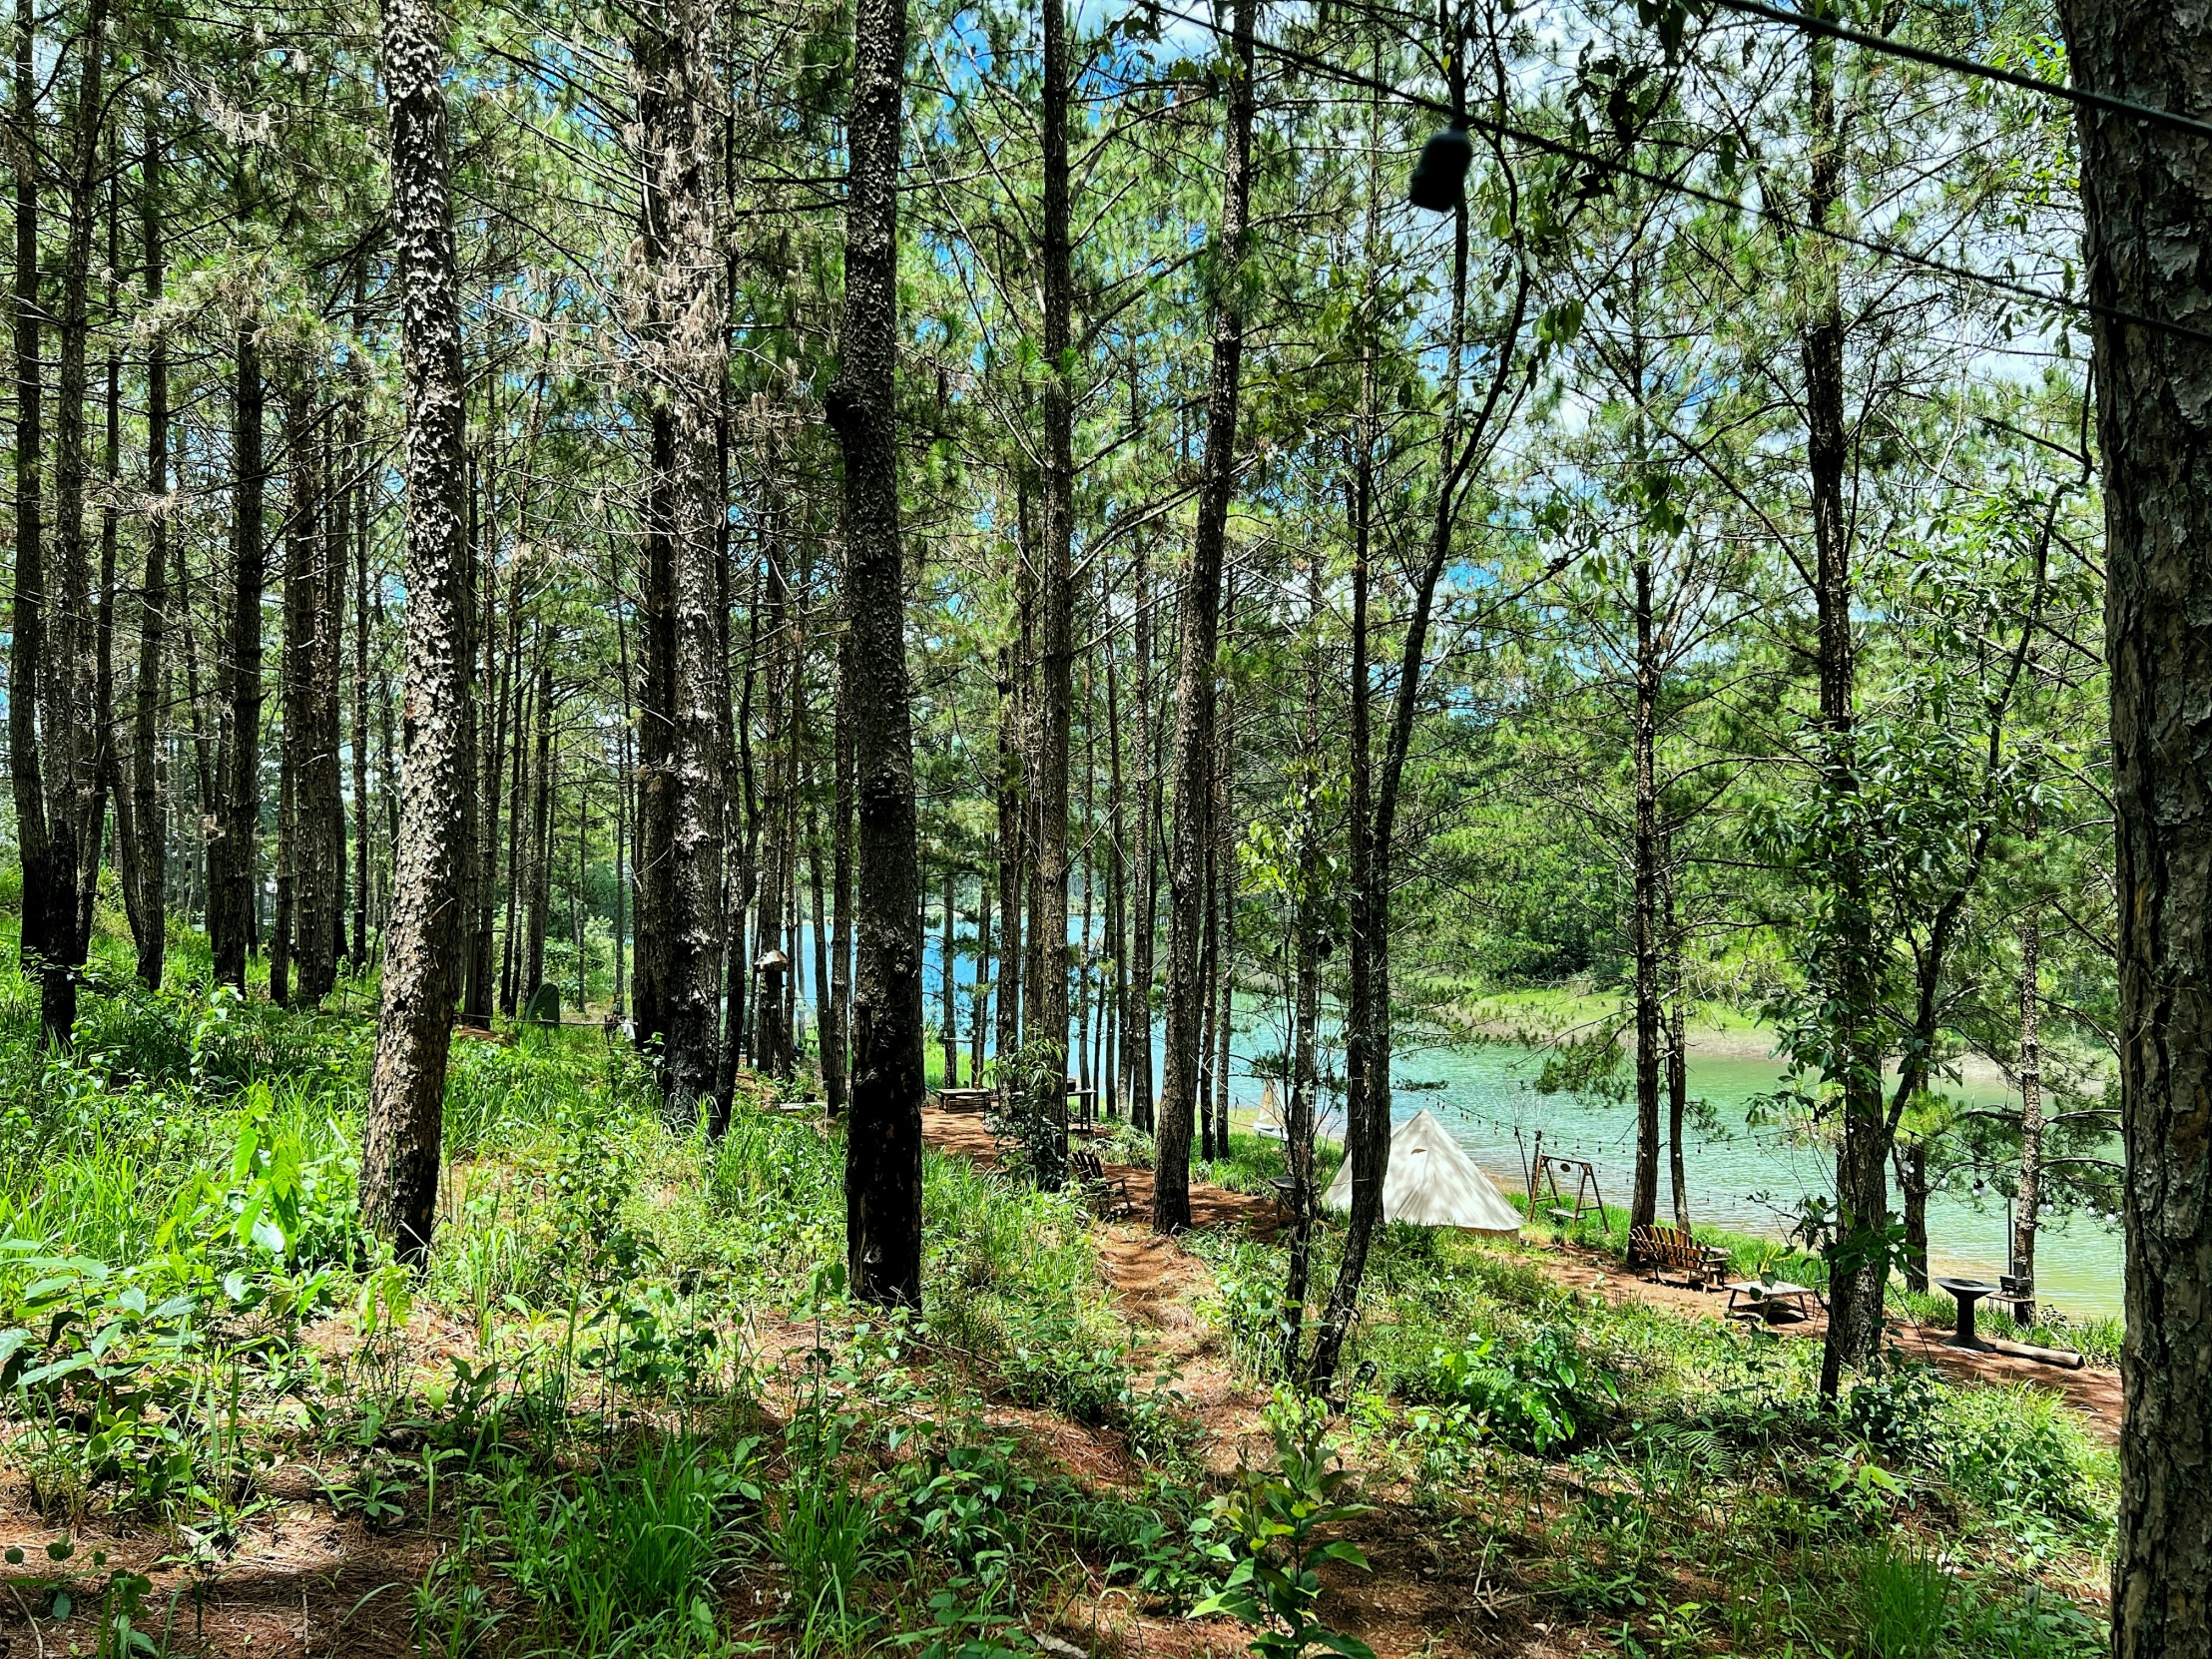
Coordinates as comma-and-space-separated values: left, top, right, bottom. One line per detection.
1322, 1109, 1522, 1236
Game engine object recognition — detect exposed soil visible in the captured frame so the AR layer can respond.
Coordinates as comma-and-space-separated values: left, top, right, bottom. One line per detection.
920, 1106, 2122, 1442
0, 1109, 2114, 1659
1516, 1243, 2123, 1442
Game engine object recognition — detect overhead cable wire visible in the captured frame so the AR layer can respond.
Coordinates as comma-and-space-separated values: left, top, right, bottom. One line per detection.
1147, 0, 2212, 350
1703, 0, 2212, 146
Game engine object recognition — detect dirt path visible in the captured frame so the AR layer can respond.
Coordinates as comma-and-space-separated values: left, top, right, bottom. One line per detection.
920, 1108, 2122, 1443
1523, 1242, 2123, 1441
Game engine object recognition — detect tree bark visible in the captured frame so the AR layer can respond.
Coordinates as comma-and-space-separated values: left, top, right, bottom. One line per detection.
1125, 540, 1154, 1129
349, 355, 371, 967
1211, 619, 1236, 1154
1279, 549, 1325, 1377
2011, 914, 2044, 1317
1804, 30, 1886, 1398
462, 428, 501, 1025
11, 0, 53, 1033
278, 361, 328, 1004
525, 652, 552, 1003
2010, 799, 2044, 1324
125, 101, 168, 989
210, 309, 266, 994
1307, 43, 1519, 1386
359, 0, 470, 1263
1664, 846, 1689, 1230
1104, 632, 1124, 1118
1153, 0, 1254, 1231
650, 0, 729, 1118
2061, 3, 2212, 1647
1630, 543, 1662, 1238
939, 863, 958, 1086
827, 604, 855, 1109
34, 0, 113, 1043
827, 0, 923, 1306
994, 640, 1024, 1067
1030, 0, 1076, 1151
1308, 434, 1376, 1389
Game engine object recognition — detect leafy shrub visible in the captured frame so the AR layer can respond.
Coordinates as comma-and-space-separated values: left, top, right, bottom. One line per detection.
1933, 1384, 2111, 1531
1194, 1410, 1375, 1659
1412, 1325, 1618, 1455
1844, 1361, 1947, 1460
985, 1039, 1071, 1188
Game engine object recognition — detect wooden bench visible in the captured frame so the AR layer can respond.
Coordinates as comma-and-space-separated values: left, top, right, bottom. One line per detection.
1630, 1223, 1731, 1290
932, 1087, 995, 1114
1071, 1149, 1133, 1220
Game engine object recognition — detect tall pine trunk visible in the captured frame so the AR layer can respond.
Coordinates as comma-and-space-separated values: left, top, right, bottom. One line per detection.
1279, 550, 1325, 1377
1307, 40, 1524, 1385
650, 0, 728, 1117
11, 0, 53, 1029
125, 101, 168, 989
2061, 1, 2212, 1646
1153, 0, 1254, 1231
1630, 503, 1662, 1236
827, 0, 922, 1306
37, 0, 114, 1044
1030, 0, 1076, 1147
359, 0, 471, 1261
1805, 31, 1885, 1398
293, 366, 340, 1006
826, 607, 854, 1110
348, 352, 371, 966
1124, 540, 1154, 1128
994, 641, 1024, 1066
210, 311, 266, 994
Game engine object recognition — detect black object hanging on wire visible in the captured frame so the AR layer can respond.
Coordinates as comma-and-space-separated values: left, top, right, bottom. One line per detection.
1408, 117, 1473, 212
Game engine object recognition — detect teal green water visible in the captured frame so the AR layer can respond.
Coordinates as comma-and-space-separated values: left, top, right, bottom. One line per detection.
908, 932, 2125, 1321
1350, 1038, 2122, 1320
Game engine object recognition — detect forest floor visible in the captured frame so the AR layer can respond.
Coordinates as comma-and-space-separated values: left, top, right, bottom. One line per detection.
921, 1108, 2121, 1442
0, 1005, 2117, 1659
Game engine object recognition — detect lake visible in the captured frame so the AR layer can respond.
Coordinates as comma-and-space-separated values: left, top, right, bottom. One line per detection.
889, 933, 2127, 1321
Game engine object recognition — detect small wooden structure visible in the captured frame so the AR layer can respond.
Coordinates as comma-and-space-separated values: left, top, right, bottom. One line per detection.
1071, 1148, 1133, 1219
1528, 1152, 1609, 1233
1724, 1279, 1824, 1324
1630, 1222, 1731, 1290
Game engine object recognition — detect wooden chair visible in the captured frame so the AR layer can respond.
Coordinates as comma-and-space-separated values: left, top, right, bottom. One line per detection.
1071, 1148, 1134, 1220
1631, 1222, 1730, 1290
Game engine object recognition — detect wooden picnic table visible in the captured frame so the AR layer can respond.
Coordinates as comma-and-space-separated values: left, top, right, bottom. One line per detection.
1725, 1279, 1825, 1324
932, 1087, 995, 1113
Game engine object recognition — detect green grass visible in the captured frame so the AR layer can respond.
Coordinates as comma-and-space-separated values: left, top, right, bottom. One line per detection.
0, 927, 2119, 1658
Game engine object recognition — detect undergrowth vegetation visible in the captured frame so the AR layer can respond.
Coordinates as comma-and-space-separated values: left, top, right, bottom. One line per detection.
0, 943, 2117, 1656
